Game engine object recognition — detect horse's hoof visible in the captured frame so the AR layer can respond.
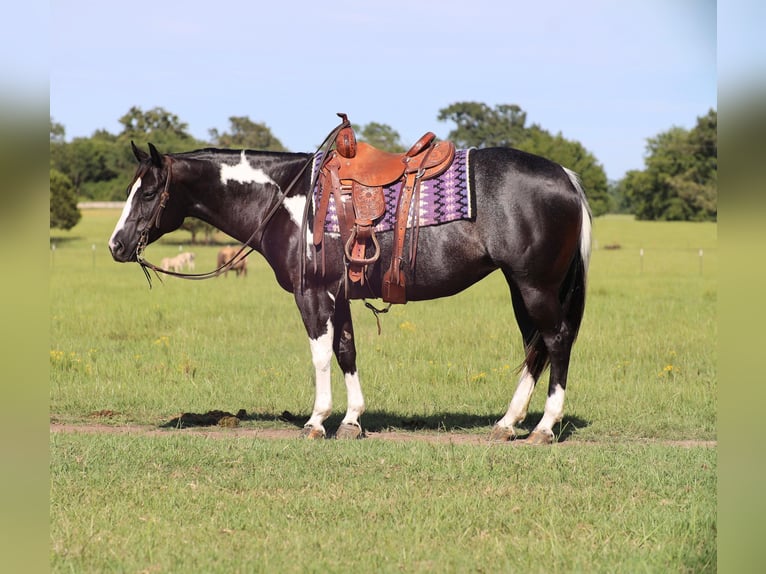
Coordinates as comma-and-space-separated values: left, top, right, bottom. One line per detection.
524, 429, 555, 445
489, 424, 516, 442
335, 422, 364, 440
300, 425, 326, 440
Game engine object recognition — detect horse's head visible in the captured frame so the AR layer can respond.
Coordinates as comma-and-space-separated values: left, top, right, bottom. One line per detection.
109, 142, 186, 262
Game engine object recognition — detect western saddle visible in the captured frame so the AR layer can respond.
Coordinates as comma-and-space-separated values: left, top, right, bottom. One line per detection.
313, 114, 455, 304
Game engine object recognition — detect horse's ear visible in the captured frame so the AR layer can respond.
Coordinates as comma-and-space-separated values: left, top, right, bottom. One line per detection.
148, 142, 164, 167
131, 140, 149, 163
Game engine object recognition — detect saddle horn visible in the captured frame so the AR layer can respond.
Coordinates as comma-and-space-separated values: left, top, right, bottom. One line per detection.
335, 113, 357, 158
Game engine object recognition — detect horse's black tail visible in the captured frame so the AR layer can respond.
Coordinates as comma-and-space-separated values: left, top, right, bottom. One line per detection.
524, 169, 592, 378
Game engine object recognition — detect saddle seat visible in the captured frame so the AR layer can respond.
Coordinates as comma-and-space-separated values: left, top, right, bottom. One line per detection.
313, 114, 456, 304
336, 139, 455, 187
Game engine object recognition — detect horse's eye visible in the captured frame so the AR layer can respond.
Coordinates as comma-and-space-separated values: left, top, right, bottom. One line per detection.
143, 189, 158, 200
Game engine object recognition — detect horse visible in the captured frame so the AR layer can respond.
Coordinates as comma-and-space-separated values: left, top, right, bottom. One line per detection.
217, 246, 248, 277
108, 128, 592, 444
161, 251, 195, 272
177, 251, 195, 271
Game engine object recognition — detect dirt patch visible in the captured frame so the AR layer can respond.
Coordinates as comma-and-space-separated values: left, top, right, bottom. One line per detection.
49, 421, 716, 448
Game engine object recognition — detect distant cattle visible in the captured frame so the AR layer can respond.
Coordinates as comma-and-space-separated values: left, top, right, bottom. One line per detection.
217, 246, 248, 277
160, 251, 195, 272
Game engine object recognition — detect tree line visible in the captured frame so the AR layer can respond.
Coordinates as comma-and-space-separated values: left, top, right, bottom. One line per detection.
50, 103, 716, 231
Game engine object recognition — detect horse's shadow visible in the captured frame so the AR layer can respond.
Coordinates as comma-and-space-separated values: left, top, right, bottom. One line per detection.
259, 409, 590, 443
161, 408, 589, 442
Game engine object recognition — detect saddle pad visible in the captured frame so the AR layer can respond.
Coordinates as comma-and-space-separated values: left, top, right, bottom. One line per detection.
312, 148, 475, 234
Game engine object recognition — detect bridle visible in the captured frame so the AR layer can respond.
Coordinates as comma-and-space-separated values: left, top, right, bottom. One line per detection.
133, 117, 350, 288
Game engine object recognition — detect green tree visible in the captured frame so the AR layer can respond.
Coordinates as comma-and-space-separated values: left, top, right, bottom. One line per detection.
50, 137, 121, 199
51, 107, 209, 203
50, 117, 65, 144
208, 116, 287, 151
117, 106, 197, 147
179, 218, 218, 245
354, 122, 406, 153
623, 110, 717, 221
437, 102, 609, 215
50, 169, 81, 230
606, 178, 631, 214
438, 102, 528, 148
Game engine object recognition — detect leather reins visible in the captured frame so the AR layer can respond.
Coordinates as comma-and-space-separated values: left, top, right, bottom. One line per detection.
134, 117, 350, 288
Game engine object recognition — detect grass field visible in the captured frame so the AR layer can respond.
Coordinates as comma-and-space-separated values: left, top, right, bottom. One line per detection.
50, 210, 717, 572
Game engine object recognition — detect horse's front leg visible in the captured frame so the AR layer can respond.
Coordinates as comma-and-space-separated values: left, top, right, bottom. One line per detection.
297, 289, 336, 439
332, 296, 365, 439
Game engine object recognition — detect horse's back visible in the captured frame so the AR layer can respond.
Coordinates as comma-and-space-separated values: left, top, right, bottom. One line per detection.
472, 147, 582, 206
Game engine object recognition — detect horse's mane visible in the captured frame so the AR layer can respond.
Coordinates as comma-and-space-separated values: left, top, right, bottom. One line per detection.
171, 147, 310, 161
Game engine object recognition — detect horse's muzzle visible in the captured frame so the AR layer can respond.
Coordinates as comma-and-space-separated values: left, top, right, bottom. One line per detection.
108, 239, 137, 262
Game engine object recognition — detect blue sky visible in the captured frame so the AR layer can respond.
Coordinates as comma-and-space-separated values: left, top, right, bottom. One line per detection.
46, 0, 717, 181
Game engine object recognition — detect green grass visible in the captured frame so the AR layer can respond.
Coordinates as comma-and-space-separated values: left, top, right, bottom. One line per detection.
50, 210, 717, 572
51, 433, 715, 573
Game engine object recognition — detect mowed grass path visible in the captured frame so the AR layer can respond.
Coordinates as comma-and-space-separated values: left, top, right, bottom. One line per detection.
50, 210, 716, 572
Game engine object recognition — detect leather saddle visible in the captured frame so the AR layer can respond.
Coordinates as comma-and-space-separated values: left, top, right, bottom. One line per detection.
313, 113, 455, 304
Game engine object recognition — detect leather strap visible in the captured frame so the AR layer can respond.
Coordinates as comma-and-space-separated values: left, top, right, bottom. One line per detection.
382, 143, 436, 303
313, 156, 338, 246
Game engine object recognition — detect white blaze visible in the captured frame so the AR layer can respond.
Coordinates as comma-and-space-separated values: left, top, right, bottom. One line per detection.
109, 177, 142, 250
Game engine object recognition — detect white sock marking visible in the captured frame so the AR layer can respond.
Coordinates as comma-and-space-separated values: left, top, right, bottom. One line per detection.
306, 319, 334, 428
497, 366, 536, 428
342, 371, 365, 426
536, 384, 566, 433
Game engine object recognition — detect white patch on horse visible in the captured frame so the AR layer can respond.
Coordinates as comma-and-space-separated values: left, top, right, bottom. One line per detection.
109, 177, 142, 250
536, 384, 566, 433
496, 366, 536, 429
305, 319, 334, 430
282, 195, 306, 227
220, 151, 276, 186
282, 194, 313, 258
341, 370, 365, 427
563, 166, 593, 277
580, 203, 592, 275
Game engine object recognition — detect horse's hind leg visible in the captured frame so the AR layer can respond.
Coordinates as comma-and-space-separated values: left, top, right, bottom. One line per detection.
519, 286, 576, 445
490, 365, 537, 441
490, 278, 545, 441
332, 297, 365, 439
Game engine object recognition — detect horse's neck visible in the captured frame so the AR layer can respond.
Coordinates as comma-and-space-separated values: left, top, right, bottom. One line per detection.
180, 151, 307, 245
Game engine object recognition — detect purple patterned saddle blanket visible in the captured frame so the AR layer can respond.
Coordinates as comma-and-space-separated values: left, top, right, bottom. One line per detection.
312, 148, 475, 234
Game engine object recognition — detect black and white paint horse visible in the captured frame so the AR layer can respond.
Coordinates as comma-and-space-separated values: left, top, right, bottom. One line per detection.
109, 134, 592, 444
